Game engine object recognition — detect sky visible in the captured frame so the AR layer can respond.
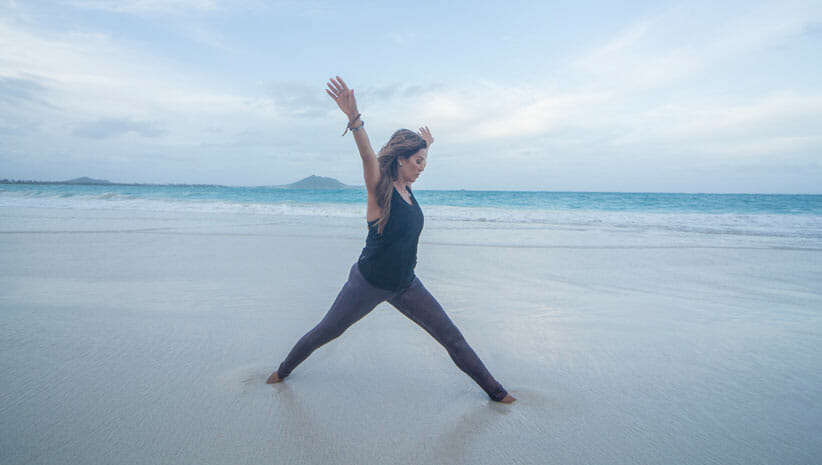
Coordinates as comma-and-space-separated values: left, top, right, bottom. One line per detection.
1, 0, 820, 193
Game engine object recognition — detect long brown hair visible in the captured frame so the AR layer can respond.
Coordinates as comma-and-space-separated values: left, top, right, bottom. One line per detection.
373, 129, 427, 234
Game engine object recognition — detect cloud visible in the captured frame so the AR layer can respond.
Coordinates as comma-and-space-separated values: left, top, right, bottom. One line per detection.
266, 81, 330, 118
404, 1, 822, 159
261, 81, 446, 122
802, 21, 822, 36
0, 16, 268, 132
360, 82, 443, 103
72, 117, 165, 139
61, 0, 223, 14
471, 91, 607, 139
0, 75, 53, 107
570, 1, 821, 89
631, 91, 822, 158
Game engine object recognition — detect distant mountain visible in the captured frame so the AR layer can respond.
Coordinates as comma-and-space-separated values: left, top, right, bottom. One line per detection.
62, 177, 111, 185
282, 175, 355, 189
1, 175, 357, 188
1, 177, 115, 185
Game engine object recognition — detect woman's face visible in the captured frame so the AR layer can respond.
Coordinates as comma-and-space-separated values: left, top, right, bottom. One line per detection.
399, 148, 427, 184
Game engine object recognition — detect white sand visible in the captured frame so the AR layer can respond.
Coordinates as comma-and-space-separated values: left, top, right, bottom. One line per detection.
1, 206, 820, 464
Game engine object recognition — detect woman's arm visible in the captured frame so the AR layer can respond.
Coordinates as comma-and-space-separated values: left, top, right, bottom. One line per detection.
326, 77, 379, 194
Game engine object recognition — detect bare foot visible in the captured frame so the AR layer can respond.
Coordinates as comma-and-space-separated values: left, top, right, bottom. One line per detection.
266, 371, 282, 384
498, 394, 516, 404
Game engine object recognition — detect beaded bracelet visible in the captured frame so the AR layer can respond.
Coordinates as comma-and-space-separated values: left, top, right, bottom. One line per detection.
341, 113, 362, 136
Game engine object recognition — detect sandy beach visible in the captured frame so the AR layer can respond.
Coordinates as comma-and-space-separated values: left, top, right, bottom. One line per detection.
1, 205, 820, 464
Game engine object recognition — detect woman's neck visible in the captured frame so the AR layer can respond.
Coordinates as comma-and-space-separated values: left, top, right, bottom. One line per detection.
393, 180, 410, 193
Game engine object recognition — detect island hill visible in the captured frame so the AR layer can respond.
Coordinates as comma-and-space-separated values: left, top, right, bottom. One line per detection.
62, 177, 111, 185
0, 175, 360, 189
0, 176, 114, 185
276, 175, 357, 189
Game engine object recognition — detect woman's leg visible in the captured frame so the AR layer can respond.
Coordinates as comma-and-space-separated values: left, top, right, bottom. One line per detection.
388, 278, 511, 402
273, 264, 393, 380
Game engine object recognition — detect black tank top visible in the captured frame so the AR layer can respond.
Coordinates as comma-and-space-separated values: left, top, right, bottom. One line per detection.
357, 186, 424, 291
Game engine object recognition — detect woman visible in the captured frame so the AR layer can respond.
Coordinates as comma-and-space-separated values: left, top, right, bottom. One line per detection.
267, 76, 515, 404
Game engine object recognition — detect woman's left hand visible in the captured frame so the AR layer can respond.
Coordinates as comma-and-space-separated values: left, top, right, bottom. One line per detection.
418, 126, 434, 147
326, 76, 359, 120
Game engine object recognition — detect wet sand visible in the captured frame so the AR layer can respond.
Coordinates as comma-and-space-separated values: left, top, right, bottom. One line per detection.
1, 207, 820, 464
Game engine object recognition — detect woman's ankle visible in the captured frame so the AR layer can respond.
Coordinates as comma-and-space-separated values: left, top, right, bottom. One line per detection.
266, 371, 283, 384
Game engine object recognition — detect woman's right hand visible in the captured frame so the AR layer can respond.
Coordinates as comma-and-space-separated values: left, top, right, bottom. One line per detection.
326, 76, 359, 121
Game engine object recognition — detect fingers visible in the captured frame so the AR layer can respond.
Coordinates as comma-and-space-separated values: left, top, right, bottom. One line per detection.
327, 79, 342, 96
336, 76, 350, 91
326, 76, 352, 100
418, 126, 433, 146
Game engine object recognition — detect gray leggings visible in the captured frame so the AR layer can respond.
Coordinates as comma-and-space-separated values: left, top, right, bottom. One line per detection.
277, 263, 508, 401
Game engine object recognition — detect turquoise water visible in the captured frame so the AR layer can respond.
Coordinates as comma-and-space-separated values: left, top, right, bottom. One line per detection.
2, 183, 821, 213
2, 183, 821, 239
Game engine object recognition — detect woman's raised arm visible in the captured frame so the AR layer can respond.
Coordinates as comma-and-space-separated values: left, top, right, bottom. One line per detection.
326, 76, 379, 194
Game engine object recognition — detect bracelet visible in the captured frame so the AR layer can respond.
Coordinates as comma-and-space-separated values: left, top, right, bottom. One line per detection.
341, 113, 362, 136
350, 121, 364, 132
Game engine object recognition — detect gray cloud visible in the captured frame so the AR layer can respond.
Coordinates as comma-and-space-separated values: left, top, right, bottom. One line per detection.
360, 82, 444, 102
267, 82, 329, 118
62, 0, 224, 14
72, 117, 165, 139
0, 115, 42, 135
264, 81, 443, 119
0, 76, 53, 107
363, 83, 401, 101
801, 21, 822, 36
402, 83, 444, 97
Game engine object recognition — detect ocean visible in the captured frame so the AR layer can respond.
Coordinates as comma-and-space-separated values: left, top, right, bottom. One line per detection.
2, 183, 821, 242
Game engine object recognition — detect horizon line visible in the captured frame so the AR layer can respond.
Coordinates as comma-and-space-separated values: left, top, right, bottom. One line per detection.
1, 177, 820, 196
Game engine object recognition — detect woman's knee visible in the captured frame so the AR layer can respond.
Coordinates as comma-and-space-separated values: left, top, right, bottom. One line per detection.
307, 321, 346, 345
439, 328, 467, 351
